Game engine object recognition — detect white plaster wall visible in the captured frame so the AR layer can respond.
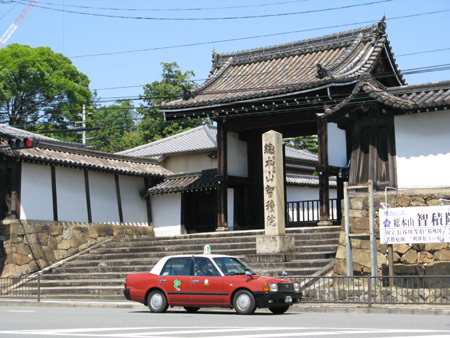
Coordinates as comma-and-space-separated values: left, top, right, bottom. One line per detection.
55, 166, 88, 222
286, 186, 337, 201
164, 152, 217, 173
286, 185, 338, 222
151, 193, 182, 237
89, 171, 120, 223
119, 175, 148, 225
20, 163, 53, 221
328, 122, 348, 167
395, 111, 450, 189
227, 132, 248, 177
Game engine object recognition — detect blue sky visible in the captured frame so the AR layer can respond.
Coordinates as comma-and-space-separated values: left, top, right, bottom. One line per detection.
1, 0, 449, 107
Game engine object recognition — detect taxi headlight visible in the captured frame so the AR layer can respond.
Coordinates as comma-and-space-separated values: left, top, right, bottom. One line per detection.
293, 283, 300, 292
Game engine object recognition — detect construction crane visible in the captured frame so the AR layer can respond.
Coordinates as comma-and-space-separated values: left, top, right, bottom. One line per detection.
0, 0, 38, 48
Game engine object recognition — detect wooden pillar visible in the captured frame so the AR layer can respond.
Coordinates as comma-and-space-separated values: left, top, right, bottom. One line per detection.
51, 165, 58, 221
114, 173, 124, 224
216, 119, 228, 231
9, 161, 21, 220
144, 177, 153, 226
84, 169, 92, 223
317, 116, 332, 226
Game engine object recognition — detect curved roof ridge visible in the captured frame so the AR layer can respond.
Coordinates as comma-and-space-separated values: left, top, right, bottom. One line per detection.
212, 20, 384, 69
190, 57, 233, 97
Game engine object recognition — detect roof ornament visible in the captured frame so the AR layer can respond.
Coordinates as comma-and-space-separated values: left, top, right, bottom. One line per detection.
316, 63, 328, 79
376, 16, 387, 34
182, 86, 193, 100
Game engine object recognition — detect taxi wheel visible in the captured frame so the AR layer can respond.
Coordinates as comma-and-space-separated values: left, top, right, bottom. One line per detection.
233, 290, 256, 315
184, 307, 200, 313
147, 290, 168, 313
269, 306, 290, 314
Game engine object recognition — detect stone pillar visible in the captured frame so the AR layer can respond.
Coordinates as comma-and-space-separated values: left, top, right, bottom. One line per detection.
256, 130, 295, 256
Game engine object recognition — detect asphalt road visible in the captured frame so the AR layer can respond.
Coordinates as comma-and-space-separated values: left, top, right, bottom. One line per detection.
1, 305, 450, 338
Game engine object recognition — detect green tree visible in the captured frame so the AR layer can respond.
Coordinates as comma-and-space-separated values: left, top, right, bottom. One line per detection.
0, 44, 92, 134
284, 135, 318, 154
138, 62, 202, 142
87, 100, 141, 153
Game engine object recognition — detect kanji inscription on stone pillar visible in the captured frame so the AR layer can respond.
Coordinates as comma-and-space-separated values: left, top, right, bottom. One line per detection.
262, 130, 285, 236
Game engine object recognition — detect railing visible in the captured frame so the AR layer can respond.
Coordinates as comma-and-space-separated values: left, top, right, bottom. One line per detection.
0, 275, 40, 301
286, 199, 338, 224
292, 275, 450, 306
2, 274, 449, 306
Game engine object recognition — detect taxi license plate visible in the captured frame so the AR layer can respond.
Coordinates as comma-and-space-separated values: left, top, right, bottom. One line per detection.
285, 296, 292, 303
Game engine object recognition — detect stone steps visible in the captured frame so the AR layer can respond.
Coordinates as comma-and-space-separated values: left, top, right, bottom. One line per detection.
38, 226, 341, 300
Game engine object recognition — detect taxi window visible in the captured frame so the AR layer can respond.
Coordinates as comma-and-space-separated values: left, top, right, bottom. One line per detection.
194, 258, 220, 277
160, 258, 192, 276
213, 257, 254, 276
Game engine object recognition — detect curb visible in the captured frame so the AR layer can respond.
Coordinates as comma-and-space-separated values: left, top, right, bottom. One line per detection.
1, 299, 449, 315
292, 303, 450, 315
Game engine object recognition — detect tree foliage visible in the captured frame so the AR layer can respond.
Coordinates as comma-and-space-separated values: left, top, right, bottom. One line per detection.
0, 44, 92, 132
87, 100, 141, 153
138, 62, 202, 143
284, 135, 318, 154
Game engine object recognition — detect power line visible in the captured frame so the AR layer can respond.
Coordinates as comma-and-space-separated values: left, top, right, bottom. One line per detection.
92, 47, 450, 92
15, 0, 313, 12
70, 9, 450, 59
396, 47, 450, 58
14, 0, 391, 21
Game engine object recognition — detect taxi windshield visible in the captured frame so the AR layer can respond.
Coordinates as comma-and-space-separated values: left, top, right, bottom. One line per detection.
213, 257, 255, 276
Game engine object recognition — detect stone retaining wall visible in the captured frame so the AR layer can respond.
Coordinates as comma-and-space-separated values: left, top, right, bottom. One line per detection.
333, 188, 450, 276
0, 220, 155, 277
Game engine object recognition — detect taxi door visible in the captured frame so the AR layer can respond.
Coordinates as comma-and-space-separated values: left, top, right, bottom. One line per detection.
158, 257, 192, 305
190, 258, 224, 306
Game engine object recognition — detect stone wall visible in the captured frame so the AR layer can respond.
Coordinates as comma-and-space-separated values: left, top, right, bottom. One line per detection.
0, 220, 155, 278
333, 188, 450, 276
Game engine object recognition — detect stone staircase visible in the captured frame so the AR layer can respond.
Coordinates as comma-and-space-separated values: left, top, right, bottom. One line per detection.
38, 226, 341, 301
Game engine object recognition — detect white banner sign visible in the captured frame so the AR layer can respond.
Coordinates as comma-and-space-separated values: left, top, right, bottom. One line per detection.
379, 205, 450, 244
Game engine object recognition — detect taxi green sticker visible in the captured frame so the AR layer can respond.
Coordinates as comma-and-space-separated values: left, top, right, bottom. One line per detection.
204, 279, 209, 286
174, 279, 181, 289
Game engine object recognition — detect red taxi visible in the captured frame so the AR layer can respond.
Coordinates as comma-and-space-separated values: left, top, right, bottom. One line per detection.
123, 252, 302, 314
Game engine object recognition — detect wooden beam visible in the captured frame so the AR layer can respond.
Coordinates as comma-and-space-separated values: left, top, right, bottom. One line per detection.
223, 110, 317, 133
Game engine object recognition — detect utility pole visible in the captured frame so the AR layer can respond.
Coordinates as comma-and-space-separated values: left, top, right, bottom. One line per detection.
82, 104, 86, 145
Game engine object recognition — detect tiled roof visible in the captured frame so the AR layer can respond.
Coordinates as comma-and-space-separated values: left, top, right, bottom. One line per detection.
146, 169, 217, 196
0, 124, 85, 148
285, 146, 317, 162
118, 124, 217, 157
325, 79, 450, 115
286, 173, 337, 188
0, 126, 170, 177
160, 19, 402, 112
119, 124, 317, 164
146, 169, 337, 196
146, 171, 335, 196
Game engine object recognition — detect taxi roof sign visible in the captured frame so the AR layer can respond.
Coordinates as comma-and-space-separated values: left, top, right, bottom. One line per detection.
203, 245, 211, 254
